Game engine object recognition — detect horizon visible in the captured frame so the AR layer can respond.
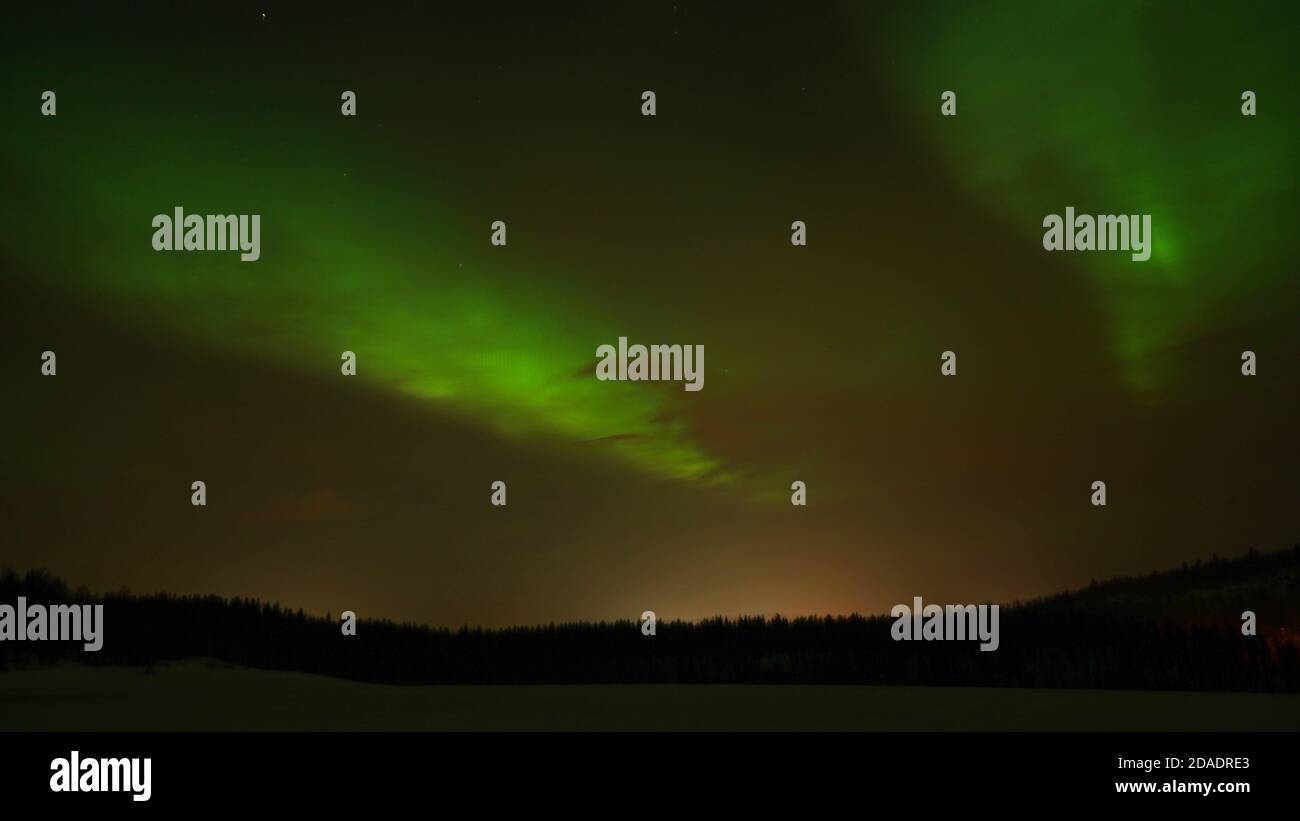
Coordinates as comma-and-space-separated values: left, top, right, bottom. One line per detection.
4, 541, 1292, 631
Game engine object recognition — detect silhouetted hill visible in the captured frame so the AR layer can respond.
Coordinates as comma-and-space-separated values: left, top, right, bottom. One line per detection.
1031, 546, 1300, 617
3, 545, 1299, 691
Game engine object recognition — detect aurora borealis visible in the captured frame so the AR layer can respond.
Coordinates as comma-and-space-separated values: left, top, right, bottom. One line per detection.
1, 2, 1297, 627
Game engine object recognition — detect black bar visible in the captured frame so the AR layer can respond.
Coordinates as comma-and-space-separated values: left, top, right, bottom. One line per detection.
1, 731, 1287, 809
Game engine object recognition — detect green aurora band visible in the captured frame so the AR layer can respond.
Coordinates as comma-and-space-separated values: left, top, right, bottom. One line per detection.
1, 49, 729, 489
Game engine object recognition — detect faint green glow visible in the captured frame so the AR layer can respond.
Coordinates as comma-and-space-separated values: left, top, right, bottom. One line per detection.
861, 0, 1298, 396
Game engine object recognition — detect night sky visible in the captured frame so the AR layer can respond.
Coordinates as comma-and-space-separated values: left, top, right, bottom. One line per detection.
2, 2, 1297, 627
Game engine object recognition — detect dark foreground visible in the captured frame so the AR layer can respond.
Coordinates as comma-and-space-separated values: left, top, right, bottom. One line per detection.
4, 660, 1299, 731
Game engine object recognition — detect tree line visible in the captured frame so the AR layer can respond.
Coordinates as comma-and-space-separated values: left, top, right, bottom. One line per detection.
2, 545, 1298, 691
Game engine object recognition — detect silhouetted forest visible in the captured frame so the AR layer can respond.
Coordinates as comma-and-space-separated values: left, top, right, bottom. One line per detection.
3, 546, 1299, 691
